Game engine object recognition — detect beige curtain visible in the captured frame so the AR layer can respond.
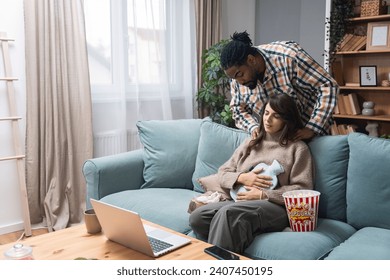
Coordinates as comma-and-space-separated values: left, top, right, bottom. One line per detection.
24, 0, 93, 231
194, 0, 222, 118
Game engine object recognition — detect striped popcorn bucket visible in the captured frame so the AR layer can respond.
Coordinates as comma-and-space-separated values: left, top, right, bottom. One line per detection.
282, 190, 321, 232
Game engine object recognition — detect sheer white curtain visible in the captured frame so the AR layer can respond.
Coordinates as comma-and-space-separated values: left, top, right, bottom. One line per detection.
85, 0, 197, 157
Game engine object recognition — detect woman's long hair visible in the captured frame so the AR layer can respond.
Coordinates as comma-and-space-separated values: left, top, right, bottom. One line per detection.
248, 94, 304, 150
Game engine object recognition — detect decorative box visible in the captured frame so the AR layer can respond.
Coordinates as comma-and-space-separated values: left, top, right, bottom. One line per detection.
360, 0, 387, 17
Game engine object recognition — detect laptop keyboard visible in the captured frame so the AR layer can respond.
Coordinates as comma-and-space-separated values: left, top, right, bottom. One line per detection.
148, 236, 173, 253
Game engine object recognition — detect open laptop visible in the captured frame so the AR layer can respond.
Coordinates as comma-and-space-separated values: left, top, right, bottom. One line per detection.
90, 199, 191, 257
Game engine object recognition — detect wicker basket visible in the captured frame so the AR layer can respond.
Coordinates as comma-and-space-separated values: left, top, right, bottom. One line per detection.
360, 0, 387, 17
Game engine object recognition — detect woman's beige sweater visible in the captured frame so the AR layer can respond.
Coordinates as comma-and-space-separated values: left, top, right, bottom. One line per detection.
217, 132, 314, 205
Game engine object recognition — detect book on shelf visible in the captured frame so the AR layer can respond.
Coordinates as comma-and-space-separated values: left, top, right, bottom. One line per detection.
338, 33, 354, 51
344, 82, 360, 87
335, 93, 361, 116
341, 94, 353, 115
353, 36, 367, 51
333, 103, 340, 114
347, 124, 358, 134
337, 94, 347, 115
343, 36, 359, 52
330, 122, 358, 136
348, 93, 361, 115
337, 33, 367, 52
347, 35, 366, 51
330, 122, 339, 135
338, 124, 348, 135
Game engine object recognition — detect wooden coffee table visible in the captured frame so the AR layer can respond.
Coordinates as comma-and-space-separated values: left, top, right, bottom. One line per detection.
0, 221, 250, 260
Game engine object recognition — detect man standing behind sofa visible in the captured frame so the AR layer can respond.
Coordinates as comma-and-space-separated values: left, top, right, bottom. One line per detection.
220, 31, 339, 141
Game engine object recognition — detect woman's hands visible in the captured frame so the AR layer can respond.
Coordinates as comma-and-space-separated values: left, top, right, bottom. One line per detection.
236, 186, 263, 201
235, 168, 273, 201
237, 167, 272, 188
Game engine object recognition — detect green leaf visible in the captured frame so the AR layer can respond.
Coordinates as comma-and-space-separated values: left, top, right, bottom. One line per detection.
196, 39, 233, 127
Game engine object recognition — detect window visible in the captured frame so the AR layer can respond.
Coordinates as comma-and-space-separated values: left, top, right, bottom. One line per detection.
127, 0, 166, 84
84, 0, 182, 96
84, 0, 112, 85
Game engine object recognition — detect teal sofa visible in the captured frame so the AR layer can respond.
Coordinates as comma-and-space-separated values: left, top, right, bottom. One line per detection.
82, 118, 390, 260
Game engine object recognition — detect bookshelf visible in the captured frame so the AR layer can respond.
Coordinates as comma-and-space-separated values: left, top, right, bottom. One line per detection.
332, 14, 390, 137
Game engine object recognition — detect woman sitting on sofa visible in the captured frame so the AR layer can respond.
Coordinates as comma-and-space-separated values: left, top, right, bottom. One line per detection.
189, 93, 314, 254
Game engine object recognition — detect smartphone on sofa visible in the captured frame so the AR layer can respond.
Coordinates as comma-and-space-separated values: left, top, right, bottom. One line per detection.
204, 245, 240, 260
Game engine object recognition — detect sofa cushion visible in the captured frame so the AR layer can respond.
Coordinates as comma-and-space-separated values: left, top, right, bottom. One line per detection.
244, 218, 356, 260
325, 227, 390, 260
100, 188, 200, 234
346, 133, 390, 229
192, 119, 249, 192
308, 135, 349, 221
197, 173, 231, 199
137, 119, 203, 190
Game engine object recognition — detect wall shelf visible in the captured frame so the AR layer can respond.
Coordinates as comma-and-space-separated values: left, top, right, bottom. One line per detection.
330, 12, 390, 136
334, 114, 390, 122
349, 14, 390, 23
336, 50, 390, 55
340, 86, 390, 91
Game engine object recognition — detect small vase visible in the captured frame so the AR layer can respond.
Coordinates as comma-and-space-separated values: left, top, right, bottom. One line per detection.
363, 101, 374, 109
362, 108, 374, 116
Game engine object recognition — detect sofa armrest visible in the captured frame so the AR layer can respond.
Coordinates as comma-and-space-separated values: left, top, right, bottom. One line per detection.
83, 149, 145, 209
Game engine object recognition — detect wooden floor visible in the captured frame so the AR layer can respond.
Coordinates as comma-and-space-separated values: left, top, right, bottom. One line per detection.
0, 228, 49, 246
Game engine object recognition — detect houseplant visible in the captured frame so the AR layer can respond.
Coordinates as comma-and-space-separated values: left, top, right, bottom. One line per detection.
326, 0, 355, 64
196, 39, 235, 127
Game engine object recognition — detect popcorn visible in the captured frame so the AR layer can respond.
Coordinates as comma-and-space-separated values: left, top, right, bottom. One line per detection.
282, 190, 321, 232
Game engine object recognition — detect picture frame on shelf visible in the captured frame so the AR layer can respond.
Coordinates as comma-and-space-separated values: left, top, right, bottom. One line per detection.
366, 21, 390, 51
359, 65, 377, 87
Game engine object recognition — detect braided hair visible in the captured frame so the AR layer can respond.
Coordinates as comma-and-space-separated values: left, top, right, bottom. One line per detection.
220, 31, 259, 70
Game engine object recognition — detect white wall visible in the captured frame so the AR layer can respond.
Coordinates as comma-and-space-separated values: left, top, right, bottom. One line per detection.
221, 0, 256, 40
222, 0, 327, 65
255, 0, 326, 66
0, 0, 27, 234
299, 0, 327, 66
256, 0, 302, 43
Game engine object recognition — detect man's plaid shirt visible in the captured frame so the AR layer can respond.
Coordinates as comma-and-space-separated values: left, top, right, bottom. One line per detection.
230, 41, 339, 135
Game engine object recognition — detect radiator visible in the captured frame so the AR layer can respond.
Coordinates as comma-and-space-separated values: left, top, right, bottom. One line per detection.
93, 129, 141, 158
